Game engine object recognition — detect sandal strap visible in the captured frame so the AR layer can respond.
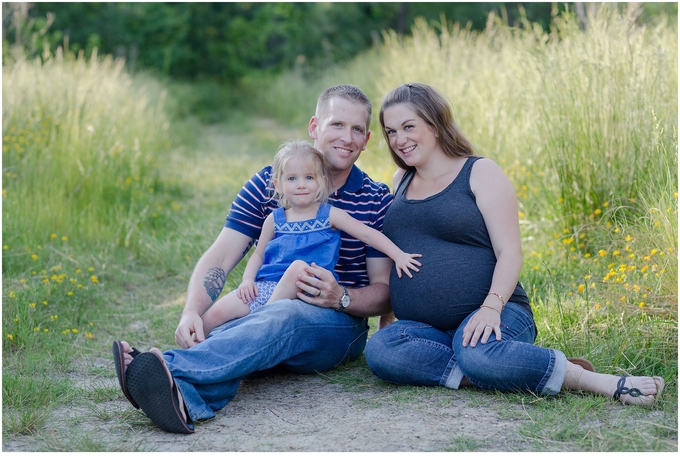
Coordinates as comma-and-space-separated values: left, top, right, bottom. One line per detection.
613, 375, 642, 400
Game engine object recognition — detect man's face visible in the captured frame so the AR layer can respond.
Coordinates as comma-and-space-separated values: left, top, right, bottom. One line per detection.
309, 97, 371, 173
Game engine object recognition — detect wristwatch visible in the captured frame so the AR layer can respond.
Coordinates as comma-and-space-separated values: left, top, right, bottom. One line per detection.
336, 285, 350, 311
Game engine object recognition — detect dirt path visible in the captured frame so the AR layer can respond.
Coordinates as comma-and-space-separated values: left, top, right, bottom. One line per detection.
2, 364, 534, 452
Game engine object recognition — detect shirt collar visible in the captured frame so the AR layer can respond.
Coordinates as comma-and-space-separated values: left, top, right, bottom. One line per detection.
337, 165, 363, 194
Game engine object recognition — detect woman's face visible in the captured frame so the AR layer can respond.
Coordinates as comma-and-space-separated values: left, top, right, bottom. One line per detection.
382, 103, 439, 168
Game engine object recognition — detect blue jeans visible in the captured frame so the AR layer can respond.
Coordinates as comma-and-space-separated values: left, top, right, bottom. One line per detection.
163, 299, 369, 421
364, 302, 567, 396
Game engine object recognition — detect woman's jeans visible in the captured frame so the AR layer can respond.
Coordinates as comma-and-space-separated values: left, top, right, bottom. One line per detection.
365, 302, 567, 396
162, 299, 369, 421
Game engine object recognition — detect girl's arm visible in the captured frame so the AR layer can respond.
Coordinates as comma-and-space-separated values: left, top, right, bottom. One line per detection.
329, 207, 422, 278
237, 214, 275, 302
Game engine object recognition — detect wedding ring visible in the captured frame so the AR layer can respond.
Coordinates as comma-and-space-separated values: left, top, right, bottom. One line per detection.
485, 324, 492, 328
316, 289, 322, 297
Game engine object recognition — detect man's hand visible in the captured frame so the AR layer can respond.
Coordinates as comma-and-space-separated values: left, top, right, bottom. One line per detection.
175, 312, 206, 349
295, 262, 343, 309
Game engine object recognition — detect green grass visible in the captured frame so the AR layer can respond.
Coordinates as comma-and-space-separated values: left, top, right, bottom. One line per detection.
2, 4, 677, 451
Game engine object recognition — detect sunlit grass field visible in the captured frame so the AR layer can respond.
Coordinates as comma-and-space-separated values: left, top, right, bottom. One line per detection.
2, 6, 677, 449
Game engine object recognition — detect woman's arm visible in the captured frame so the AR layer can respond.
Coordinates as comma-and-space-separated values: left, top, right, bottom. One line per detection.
463, 158, 523, 347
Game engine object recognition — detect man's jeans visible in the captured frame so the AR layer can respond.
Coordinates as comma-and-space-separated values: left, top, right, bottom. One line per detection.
365, 302, 567, 396
163, 299, 369, 421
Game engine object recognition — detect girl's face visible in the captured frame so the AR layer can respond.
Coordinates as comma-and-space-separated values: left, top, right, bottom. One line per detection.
382, 103, 440, 168
275, 155, 322, 209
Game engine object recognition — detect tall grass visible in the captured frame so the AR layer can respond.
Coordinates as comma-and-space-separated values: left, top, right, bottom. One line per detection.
2, 48, 172, 256
258, 6, 678, 377
2, 49, 189, 379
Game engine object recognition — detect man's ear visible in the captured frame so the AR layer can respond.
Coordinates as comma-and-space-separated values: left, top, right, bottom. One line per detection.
362, 130, 371, 151
308, 116, 319, 140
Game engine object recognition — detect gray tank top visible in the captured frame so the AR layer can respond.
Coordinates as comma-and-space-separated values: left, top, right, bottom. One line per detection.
383, 157, 532, 331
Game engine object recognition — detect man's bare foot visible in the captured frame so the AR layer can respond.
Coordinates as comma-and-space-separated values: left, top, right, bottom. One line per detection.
120, 341, 136, 369
112, 340, 142, 409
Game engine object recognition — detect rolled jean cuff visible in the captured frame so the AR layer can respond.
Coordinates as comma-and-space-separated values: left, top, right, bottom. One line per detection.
444, 362, 465, 389
541, 349, 567, 396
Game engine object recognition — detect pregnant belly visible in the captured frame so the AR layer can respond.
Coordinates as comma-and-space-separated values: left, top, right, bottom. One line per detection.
389, 244, 496, 330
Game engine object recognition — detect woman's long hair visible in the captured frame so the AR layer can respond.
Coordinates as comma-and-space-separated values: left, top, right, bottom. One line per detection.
379, 83, 475, 170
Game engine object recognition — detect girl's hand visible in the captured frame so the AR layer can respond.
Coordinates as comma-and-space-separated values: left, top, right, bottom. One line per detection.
462, 306, 502, 347
237, 280, 258, 304
395, 253, 422, 278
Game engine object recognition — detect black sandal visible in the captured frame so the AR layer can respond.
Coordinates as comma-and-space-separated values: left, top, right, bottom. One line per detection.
613, 375, 642, 400
126, 352, 195, 434
112, 340, 141, 409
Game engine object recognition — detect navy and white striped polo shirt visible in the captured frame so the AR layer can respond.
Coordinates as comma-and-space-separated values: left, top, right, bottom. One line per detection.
225, 165, 394, 288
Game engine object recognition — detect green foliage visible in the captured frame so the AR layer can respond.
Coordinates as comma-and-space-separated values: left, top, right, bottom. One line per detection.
4, 2, 580, 83
2, 3, 677, 450
2, 49, 182, 251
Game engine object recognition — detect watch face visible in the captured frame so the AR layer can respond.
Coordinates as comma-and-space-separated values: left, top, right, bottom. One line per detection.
341, 295, 350, 308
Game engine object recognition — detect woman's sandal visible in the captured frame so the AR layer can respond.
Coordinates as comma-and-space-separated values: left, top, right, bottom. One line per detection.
613, 375, 665, 406
126, 351, 195, 434
567, 357, 595, 372
112, 340, 141, 409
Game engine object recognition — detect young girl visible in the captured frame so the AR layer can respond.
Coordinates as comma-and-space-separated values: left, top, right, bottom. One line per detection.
199, 139, 422, 336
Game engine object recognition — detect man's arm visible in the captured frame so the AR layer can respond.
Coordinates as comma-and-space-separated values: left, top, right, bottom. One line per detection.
174, 227, 254, 348
295, 256, 393, 321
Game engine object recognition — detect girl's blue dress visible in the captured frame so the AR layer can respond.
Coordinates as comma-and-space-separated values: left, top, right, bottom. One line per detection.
256, 203, 341, 282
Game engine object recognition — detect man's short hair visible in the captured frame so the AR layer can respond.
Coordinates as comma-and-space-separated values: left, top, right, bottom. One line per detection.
315, 84, 372, 130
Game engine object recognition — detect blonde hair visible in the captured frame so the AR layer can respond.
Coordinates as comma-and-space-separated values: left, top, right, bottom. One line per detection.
316, 84, 372, 130
271, 140, 331, 209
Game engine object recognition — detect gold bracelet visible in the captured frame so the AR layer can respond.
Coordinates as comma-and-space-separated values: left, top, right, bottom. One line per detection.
481, 304, 502, 315
488, 292, 505, 308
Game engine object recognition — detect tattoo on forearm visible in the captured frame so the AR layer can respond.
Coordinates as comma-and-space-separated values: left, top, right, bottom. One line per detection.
204, 267, 227, 302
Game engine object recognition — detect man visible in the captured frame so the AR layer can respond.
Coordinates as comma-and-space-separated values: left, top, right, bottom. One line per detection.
113, 85, 395, 433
